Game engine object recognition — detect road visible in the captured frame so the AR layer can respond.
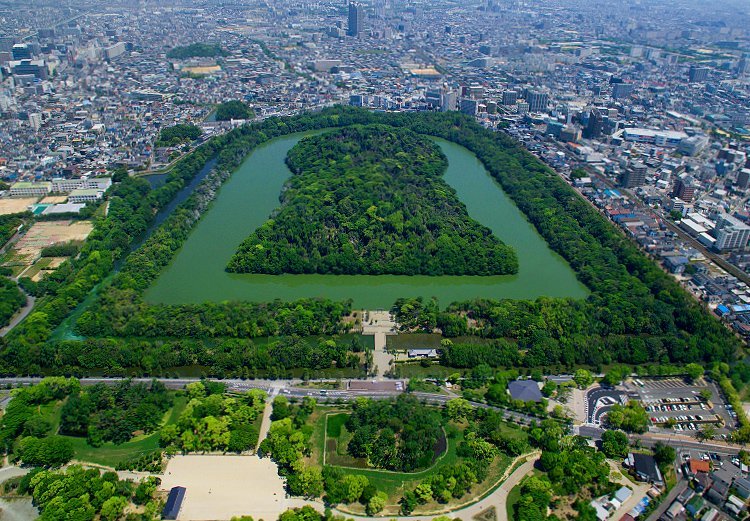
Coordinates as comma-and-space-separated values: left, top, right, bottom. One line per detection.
0, 291, 35, 337
645, 481, 687, 521
577, 425, 748, 455
256, 388, 279, 452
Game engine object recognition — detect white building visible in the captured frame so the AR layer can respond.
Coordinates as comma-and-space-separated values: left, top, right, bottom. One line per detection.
68, 188, 104, 203
618, 128, 688, 146
715, 214, 750, 251
50, 177, 112, 193
9, 181, 51, 197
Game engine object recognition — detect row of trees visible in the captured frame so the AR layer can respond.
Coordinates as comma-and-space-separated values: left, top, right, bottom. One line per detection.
0, 335, 368, 377
20, 466, 162, 521
0, 269, 25, 328
228, 125, 517, 276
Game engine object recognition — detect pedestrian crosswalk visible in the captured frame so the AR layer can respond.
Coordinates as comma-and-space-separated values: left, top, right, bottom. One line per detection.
639, 378, 688, 390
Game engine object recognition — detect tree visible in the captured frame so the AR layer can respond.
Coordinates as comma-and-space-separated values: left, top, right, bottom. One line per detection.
100, 496, 127, 521
366, 491, 387, 515
600, 430, 629, 458
445, 398, 473, 421
684, 363, 704, 383
215, 100, 254, 121
697, 425, 716, 441
17, 436, 74, 467
699, 389, 712, 402
652, 442, 676, 468
605, 402, 649, 433
573, 369, 594, 389
340, 474, 368, 503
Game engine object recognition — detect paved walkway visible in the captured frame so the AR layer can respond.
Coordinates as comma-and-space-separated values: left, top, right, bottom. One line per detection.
256, 387, 279, 451
361, 311, 396, 378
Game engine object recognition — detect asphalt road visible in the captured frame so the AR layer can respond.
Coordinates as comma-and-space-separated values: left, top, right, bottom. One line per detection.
577, 425, 747, 456
0, 291, 35, 338
645, 481, 688, 521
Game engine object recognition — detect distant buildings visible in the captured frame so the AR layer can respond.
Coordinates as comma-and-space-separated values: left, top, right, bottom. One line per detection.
9, 181, 50, 197
502, 90, 518, 105
612, 82, 634, 99
672, 177, 695, 202
621, 162, 647, 188
625, 453, 664, 486
8, 177, 111, 199
162, 487, 186, 520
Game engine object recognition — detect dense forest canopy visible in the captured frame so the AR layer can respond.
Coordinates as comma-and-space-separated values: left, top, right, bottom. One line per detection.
155, 123, 202, 147
166, 42, 228, 59
227, 125, 518, 276
344, 395, 444, 472
214, 100, 254, 121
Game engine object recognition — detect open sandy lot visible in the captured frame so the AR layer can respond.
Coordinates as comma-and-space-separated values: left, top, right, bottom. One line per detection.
183, 65, 221, 75
160, 455, 291, 520
5, 220, 93, 270
0, 198, 37, 215
39, 195, 67, 204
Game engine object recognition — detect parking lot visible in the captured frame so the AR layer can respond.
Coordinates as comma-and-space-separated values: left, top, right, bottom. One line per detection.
585, 386, 625, 425
624, 377, 736, 437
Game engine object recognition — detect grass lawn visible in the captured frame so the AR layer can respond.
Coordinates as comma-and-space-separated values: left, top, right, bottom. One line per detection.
66, 395, 187, 468
386, 334, 494, 351
393, 363, 462, 379
326, 413, 348, 438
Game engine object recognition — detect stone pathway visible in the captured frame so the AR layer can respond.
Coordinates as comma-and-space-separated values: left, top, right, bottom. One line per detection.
361, 310, 396, 378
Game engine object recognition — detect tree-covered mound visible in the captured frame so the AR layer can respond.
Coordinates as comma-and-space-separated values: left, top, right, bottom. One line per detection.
344, 395, 445, 472
227, 125, 518, 276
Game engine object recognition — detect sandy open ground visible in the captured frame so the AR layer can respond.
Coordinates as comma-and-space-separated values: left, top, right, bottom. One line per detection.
0, 198, 37, 215
13, 220, 92, 259
160, 455, 293, 520
183, 65, 222, 75
39, 195, 68, 204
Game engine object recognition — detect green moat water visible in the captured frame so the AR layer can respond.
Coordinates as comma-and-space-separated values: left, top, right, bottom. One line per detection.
145, 132, 587, 308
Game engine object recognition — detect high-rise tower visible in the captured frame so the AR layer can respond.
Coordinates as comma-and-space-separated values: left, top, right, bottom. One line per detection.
347, 3, 364, 37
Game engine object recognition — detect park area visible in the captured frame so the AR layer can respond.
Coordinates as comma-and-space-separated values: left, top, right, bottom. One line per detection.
302, 401, 529, 516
